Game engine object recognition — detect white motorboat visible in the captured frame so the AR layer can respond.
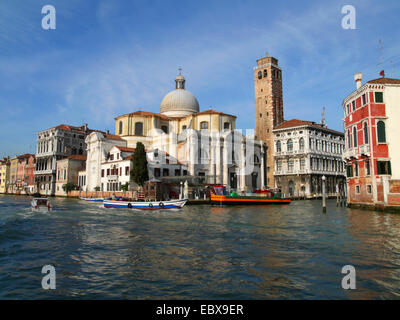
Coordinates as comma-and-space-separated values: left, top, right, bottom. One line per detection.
31, 198, 51, 211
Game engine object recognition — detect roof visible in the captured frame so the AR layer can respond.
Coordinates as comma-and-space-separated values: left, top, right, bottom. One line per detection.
194, 109, 236, 118
103, 133, 124, 141
367, 77, 400, 85
274, 119, 344, 135
115, 110, 171, 121
18, 153, 34, 159
66, 155, 87, 161
115, 146, 136, 153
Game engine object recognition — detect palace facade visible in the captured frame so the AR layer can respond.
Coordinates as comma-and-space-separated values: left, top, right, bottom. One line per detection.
273, 119, 346, 198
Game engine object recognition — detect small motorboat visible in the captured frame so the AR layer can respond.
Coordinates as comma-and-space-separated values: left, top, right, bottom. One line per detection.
31, 198, 52, 211
104, 198, 188, 210
80, 197, 104, 202
211, 185, 291, 205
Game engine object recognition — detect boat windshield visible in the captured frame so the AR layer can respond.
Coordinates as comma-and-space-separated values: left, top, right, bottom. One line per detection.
36, 199, 48, 205
213, 186, 227, 195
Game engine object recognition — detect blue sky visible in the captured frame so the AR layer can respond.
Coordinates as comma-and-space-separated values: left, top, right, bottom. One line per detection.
1, 0, 400, 157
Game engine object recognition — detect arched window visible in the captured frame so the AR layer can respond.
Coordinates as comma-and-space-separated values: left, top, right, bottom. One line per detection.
118, 121, 123, 135
299, 138, 304, 151
363, 122, 369, 144
347, 130, 351, 148
258, 71, 262, 79
134, 122, 143, 136
276, 141, 281, 152
263, 69, 267, 77
161, 125, 168, 134
182, 125, 187, 131
200, 121, 209, 130
353, 127, 357, 147
287, 139, 293, 152
377, 121, 386, 143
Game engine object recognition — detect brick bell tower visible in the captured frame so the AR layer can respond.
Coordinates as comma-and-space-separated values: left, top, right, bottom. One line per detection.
254, 53, 284, 188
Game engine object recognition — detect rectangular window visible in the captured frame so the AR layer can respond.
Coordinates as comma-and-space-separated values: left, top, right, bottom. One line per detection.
355, 162, 359, 176
107, 168, 110, 176
352, 101, 356, 111
377, 161, 391, 175
367, 185, 372, 194
110, 154, 114, 161
277, 160, 282, 171
362, 94, 366, 105
101, 169, 104, 177
347, 165, 353, 177
154, 168, 160, 177
162, 168, 169, 177
356, 185, 360, 194
125, 166, 129, 176
175, 169, 180, 176
365, 159, 370, 176
288, 160, 294, 173
375, 92, 384, 103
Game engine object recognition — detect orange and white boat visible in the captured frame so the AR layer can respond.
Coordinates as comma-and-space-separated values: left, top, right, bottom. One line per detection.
210, 186, 291, 205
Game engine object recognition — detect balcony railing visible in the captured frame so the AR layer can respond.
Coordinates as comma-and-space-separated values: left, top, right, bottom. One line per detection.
342, 148, 356, 160
359, 144, 370, 156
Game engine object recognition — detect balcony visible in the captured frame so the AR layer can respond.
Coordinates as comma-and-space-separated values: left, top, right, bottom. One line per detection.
359, 144, 370, 156
342, 148, 356, 160
34, 169, 54, 175
107, 175, 119, 181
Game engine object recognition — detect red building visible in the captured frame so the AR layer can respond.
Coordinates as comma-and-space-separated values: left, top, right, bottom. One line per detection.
15, 154, 35, 194
343, 73, 400, 211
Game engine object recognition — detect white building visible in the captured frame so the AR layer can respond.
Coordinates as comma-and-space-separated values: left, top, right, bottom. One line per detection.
84, 131, 127, 192
273, 119, 346, 198
100, 146, 187, 192
113, 73, 267, 191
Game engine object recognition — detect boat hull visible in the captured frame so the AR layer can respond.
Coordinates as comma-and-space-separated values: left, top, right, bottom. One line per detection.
80, 197, 104, 202
104, 199, 188, 210
211, 195, 291, 205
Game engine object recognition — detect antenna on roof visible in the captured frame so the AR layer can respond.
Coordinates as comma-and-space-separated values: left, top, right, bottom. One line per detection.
378, 39, 384, 71
178, 66, 182, 75
321, 107, 326, 127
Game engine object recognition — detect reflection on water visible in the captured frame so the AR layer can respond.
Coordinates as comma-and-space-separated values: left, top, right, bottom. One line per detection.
1, 194, 400, 299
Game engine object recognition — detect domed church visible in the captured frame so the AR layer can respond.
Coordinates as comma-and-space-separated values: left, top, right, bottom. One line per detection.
113, 72, 266, 191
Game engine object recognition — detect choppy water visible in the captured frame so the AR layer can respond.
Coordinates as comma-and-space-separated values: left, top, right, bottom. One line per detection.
1, 194, 400, 299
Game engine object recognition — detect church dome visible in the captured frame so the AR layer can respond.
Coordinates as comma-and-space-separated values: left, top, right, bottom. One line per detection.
160, 74, 199, 117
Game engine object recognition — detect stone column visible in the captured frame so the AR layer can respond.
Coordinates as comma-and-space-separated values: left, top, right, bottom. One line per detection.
223, 138, 229, 186
215, 136, 221, 184
240, 141, 246, 192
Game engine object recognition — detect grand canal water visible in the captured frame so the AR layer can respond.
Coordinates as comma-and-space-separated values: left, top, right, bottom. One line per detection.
1, 194, 400, 299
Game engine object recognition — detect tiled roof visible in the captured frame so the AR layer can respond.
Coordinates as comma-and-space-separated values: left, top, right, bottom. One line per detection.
194, 109, 236, 118
274, 119, 344, 135
103, 133, 124, 141
66, 155, 87, 161
115, 110, 171, 121
367, 77, 400, 85
116, 146, 136, 153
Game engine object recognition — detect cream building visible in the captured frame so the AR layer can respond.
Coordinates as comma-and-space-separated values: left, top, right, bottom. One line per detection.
114, 73, 267, 191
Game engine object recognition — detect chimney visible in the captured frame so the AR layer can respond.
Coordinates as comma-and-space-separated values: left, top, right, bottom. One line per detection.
354, 72, 362, 89
83, 123, 88, 132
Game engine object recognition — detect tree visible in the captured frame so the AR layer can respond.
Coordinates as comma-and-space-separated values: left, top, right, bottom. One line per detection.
62, 182, 76, 193
121, 182, 129, 192
94, 186, 101, 192
131, 142, 149, 187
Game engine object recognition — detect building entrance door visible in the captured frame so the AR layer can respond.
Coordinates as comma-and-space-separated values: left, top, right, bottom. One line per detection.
230, 172, 237, 190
